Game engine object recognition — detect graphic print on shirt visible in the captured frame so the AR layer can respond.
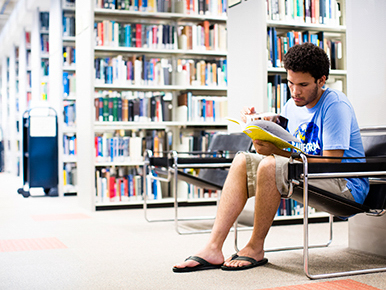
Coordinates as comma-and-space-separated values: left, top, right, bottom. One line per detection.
293, 122, 321, 155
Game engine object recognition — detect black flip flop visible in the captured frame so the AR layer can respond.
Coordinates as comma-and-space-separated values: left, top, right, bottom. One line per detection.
172, 256, 223, 273
221, 254, 268, 271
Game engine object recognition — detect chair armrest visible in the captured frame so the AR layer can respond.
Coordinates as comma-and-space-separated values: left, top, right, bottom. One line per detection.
288, 155, 386, 180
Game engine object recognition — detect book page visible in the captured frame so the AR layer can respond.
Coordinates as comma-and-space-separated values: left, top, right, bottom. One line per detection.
227, 118, 304, 153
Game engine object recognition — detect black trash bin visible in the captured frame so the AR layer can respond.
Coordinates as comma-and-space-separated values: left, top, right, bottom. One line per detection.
17, 107, 58, 197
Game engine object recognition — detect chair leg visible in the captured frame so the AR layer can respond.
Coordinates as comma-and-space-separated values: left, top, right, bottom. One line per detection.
142, 163, 215, 225
173, 165, 216, 235
299, 154, 386, 279
233, 214, 333, 253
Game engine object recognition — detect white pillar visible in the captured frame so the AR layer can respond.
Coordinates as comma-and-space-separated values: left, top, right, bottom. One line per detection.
30, 7, 41, 106
1, 57, 9, 172
50, 0, 64, 196
8, 46, 17, 175
76, 0, 96, 210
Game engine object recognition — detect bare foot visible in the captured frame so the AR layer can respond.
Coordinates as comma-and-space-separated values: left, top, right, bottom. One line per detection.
223, 246, 265, 269
173, 246, 224, 270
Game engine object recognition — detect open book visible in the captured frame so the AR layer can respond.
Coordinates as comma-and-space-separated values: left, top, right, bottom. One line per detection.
227, 117, 304, 153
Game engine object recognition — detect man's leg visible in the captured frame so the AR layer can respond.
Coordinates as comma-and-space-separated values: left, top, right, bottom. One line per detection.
173, 153, 250, 269
223, 155, 281, 268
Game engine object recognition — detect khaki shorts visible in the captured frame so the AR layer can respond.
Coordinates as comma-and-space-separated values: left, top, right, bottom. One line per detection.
240, 152, 355, 201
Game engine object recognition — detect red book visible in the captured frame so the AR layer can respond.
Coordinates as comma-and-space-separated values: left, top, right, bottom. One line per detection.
109, 176, 116, 201
203, 21, 210, 50
95, 136, 98, 157
152, 26, 157, 48
136, 24, 142, 48
124, 177, 129, 198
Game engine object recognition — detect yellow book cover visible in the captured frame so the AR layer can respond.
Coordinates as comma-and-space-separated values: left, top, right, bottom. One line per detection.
227, 117, 304, 153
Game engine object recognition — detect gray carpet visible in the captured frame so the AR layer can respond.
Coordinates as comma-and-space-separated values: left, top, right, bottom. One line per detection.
0, 173, 385, 290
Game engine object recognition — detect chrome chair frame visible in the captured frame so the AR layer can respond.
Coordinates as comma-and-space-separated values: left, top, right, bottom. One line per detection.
234, 152, 386, 280
143, 149, 233, 235
296, 153, 386, 279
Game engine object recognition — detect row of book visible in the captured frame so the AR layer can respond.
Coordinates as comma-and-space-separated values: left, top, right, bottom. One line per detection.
267, 75, 344, 113
95, 20, 226, 52
268, 27, 343, 69
41, 60, 49, 76
95, 56, 172, 86
95, 55, 227, 87
176, 130, 218, 152
41, 82, 48, 101
267, 0, 341, 26
95, 0, 227, 16
40, 12, 49, 31
95, 130, 172, 162
63, 12, 75, 37
63, 163, 77, 191
179, 23, 227, 51
63, 135, 77, 156
176, 92, 228, 122
95, 166, 165, 203
63, 72, 76, 98
64, 101, 76, 125
63, 0, 75, 8
95, 21, 177, 49
183, 168, 221, 199
95, 134, 143, 163
63, 46, 76, 67
268, 74, 289, 114
40, 34, 49, 53
175, 58, 227, 87
276, 199, 316, 216
94, 90, 173, 122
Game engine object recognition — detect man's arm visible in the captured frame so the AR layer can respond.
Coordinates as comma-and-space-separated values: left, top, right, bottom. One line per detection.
253, 139, 344, 163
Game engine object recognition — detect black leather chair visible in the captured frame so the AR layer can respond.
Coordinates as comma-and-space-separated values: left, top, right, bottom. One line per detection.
143, 132, 252, 234
234, 127, 386, 279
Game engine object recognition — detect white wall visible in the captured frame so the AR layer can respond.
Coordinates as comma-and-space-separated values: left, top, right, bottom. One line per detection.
346, 1, 386, 127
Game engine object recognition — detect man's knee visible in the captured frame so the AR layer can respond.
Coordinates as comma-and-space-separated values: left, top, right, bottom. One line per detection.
256, 156, 276, 177
232, 153, 247, 168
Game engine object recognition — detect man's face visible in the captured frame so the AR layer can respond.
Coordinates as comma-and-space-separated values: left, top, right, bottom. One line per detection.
287, 70, 325, 109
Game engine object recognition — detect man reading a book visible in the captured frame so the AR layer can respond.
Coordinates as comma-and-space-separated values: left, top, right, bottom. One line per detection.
173, 43, 369, 272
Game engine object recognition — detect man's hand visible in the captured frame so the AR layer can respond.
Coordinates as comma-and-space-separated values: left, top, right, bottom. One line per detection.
240, 106, 257, 123
253, 139, 288, 156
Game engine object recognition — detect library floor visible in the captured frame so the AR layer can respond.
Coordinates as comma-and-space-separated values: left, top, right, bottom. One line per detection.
1, 173, 386, 290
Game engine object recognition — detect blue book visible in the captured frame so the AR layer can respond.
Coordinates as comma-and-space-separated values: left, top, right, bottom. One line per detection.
201, 99, 206, 121
222, 59, 227, 85
63, 72, 69, 97
128, 174, 134, 197
120, 178, 124, 200
142, 0, 147, 12
212, 100, 216, 122
98, 136, 103, 157
152, 170, 157, 199
310, 34, 318, 46
110, 138, 114, 161
106, 66, 113, 84
149, 61, 153, 84
287, 31, 294, 48
272, 27, 278, 67
125, 24, 131, 47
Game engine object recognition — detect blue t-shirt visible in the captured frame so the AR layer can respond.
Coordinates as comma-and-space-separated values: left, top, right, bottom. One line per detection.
282, 88, 369, 204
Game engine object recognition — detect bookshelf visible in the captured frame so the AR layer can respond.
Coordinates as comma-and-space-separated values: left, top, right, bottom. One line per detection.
62, 0, 77, 194
228, 0, 347, 221
76, 0, 228, 210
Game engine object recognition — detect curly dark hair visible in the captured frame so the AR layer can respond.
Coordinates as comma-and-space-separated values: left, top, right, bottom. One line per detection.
283, 43, 330, 82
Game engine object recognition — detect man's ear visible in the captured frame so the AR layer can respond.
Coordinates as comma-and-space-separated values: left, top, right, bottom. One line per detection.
318, 75, 326, 87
